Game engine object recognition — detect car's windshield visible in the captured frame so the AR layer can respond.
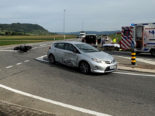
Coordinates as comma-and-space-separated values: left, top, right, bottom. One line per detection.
75, 44, 99, 53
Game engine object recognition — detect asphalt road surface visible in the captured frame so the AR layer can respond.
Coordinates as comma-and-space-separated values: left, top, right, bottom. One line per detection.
0, 41, 155, 116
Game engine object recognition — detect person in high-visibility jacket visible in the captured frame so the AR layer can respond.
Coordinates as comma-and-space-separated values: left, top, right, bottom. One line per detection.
112, 38, 117, 43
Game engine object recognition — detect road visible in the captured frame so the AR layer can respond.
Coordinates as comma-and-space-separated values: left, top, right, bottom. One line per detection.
0, 41, 155, 116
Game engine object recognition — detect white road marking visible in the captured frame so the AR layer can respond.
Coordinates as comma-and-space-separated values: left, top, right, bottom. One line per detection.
39, 46, 48, 48
35, 55, 49, 63
6, 66, 13, 69
0, 50, 16, 52
24, 60, 30, 63
16, 63, 22, 66
0, 84, 111, 116
114, 71, 155, 77
117, 56, 155, 65
40, 44, 47, 47
32, 45, 48, 50
32, 47, 38, 50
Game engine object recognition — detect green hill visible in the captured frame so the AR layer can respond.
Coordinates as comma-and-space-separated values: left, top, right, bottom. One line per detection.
0, 23, 50, 35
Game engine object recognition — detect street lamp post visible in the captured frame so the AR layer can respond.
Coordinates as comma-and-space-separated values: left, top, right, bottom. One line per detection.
63, 9, 66, 40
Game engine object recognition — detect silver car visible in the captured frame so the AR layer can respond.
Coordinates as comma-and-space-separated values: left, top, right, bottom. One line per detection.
47, 41, 117, 74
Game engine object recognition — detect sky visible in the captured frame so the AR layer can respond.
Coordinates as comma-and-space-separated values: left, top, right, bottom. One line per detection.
0, 0, 155, 32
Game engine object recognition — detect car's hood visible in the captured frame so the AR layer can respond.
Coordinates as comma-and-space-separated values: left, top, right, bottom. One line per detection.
86, 51, 114, 61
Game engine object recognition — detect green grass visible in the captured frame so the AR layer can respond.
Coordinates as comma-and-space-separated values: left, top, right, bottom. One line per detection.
0, 35, 75, 46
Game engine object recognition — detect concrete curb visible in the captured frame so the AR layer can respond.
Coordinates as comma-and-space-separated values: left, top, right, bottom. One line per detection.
0, 100, 55, 116
118, 65, 155, 74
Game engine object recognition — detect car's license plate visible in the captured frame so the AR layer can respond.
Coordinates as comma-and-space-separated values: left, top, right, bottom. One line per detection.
110, 65, 116, 69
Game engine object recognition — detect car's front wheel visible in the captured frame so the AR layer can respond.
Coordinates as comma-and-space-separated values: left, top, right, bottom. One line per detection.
79, 61, 90, 74
48, 54, 55, 64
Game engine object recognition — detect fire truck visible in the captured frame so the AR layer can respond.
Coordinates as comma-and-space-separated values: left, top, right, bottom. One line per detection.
121, 23, 155, 56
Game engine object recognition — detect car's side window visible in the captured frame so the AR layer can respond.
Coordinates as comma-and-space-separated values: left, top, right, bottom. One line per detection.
54, 43, 58, 48
65, 44, 77, 52
55, 43, 65, 49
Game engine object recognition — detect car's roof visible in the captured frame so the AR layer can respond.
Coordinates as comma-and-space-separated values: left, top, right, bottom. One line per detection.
53, 41, 84, 45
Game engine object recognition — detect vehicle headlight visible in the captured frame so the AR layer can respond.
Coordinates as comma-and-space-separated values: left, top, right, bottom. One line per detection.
91, 58, 103, 63
105, 59, 116, 64
105, 61, 111, 64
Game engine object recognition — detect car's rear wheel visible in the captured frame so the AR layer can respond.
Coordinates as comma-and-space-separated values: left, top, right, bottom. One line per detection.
48, 54, 55, 64
79, 61, 90, 74
151, 49, 155, 56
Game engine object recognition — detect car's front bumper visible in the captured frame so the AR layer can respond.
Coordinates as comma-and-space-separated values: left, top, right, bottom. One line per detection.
89, 61, 117, 73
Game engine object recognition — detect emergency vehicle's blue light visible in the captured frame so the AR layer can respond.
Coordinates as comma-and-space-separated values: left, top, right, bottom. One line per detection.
144, 48, 149, 51
143, 23, 148, 25
131, 23, 135, 26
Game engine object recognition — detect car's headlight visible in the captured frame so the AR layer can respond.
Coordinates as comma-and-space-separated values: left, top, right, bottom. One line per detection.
105, 59, 116, 64
91, 58, 103, 63
105, 61, 111, 64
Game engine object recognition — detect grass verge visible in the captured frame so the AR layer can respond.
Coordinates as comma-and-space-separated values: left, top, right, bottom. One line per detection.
0, 35, 75, 46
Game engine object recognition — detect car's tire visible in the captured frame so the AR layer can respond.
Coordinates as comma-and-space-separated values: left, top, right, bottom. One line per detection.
136, 51, 140, 55
150, 49, 155, 56
115, 47, 119, 51
48, 54, 55, 64
14, 46, 20, 50
79, 61, 90, 74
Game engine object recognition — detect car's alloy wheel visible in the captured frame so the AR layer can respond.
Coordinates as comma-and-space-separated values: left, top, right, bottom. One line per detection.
79, 62, 90, 74
49, 54, 55, 64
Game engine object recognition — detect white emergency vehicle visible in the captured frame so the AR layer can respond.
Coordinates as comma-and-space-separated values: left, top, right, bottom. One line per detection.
121, 23, 155, 56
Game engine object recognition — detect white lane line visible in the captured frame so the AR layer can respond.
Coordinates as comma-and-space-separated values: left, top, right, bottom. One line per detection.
117, 56, 155, 65
16, 63, 22, 66
114, 71, 155, 77
35, 55, 49, 63
32, 46, 47, 50
0, 50, 15, 52
0, 84, 111, 116
0, 46, 13, 50
5, 66, 13, 69
24, 60, 30, 63
32, 47, 38, 50
39, 46, 48, 48
40, 44, 47, 47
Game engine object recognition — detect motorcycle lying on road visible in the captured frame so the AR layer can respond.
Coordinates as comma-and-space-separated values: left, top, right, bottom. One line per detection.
14, 45, 32, 52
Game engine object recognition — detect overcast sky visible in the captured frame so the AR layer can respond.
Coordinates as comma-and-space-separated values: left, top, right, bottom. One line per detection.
0, 0, 155, 32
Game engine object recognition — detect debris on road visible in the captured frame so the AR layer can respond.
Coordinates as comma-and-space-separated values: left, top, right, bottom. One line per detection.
14, 45, 32, 52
